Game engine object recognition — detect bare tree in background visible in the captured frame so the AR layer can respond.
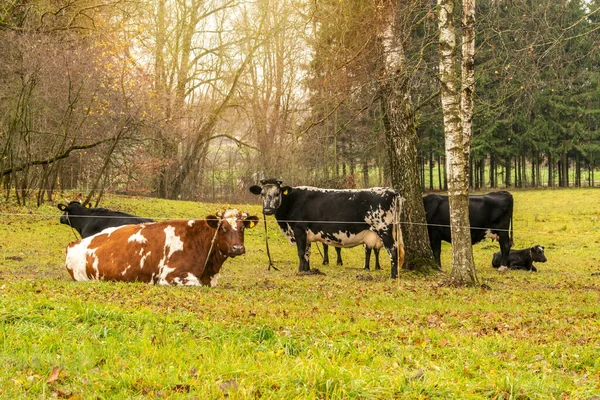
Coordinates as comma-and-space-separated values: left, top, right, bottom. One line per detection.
0, 0, 147, 205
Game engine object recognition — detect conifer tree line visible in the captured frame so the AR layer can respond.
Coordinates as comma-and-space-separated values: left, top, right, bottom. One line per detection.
1, 0, 599, 205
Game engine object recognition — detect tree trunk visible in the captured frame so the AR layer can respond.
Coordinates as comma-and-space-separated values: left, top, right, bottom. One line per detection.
576, 153, 581, 187
490, 155, 495, 188
379, 3, 437, 273
548, 152, 553, 187
438, 155, 444, 190
438, 0, 477, 284
479, 157, 485, 188
429, 151, 434, 191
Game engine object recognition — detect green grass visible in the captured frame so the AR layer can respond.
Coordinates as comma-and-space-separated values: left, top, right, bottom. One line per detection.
1, 189, 600, 398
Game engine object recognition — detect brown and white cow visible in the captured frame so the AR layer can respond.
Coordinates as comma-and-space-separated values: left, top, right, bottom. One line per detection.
64, 209, 259, 287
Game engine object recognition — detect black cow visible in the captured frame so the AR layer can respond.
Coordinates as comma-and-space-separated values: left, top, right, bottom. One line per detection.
249, 179, 404, 278
57, 201, 154, 238
491, 245, 546, 271
322, 243, 382, 271
423, 191, 514, 268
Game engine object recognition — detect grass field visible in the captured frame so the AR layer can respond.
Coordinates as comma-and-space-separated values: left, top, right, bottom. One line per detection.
1, 189, 599, 399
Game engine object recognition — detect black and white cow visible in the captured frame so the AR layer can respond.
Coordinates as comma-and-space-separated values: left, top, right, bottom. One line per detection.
491, 245, 546, 271
249, 179, 404, 278
58, 200, 154, 238
423, 191, 514, 268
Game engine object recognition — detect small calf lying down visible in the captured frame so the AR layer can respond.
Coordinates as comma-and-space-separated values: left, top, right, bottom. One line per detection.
491, 245, 547, 272
64, 210, 258, 286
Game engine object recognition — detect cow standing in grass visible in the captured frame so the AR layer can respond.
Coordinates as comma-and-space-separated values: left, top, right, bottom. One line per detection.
249, 179, 404, 278
423, 191, 514, 268
58, 201, 154, 238
64, 210, 259, 287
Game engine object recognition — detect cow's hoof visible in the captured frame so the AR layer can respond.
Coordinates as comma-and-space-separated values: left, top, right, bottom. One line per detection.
337, 262, 343, 266
322, 261, 329, 265
497, 266, 508, 273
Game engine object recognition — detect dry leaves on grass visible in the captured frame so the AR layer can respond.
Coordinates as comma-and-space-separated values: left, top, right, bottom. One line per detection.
47, 366, 60, 384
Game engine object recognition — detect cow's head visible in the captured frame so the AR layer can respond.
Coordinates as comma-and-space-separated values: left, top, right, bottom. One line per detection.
206, 209, 259, 257
530, 245, 547, 263
248, 178, 291, 215
57, 201, 90, 226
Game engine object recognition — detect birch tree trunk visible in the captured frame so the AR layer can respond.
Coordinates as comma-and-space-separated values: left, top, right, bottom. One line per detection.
438, 0, 477, 283
380, 2, 438, 273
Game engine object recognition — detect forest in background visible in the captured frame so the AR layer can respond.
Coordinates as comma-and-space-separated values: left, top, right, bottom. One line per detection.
1, 0, 600, 205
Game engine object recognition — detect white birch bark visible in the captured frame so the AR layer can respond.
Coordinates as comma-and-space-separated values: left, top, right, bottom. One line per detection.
438, 0, 477, 283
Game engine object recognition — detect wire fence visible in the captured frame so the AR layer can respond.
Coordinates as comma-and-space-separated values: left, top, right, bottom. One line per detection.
1, 211, 595, 239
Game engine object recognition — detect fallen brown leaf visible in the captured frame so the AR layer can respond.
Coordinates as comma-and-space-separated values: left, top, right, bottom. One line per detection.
47, 366, 60, 384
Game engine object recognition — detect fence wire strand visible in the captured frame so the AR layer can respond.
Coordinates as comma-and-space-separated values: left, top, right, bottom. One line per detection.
0, 211, 595, 238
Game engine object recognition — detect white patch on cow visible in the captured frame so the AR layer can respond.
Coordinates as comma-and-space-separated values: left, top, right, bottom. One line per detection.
279, 223, 296, 244
485, 229, 500, 241
155, 225, 184, 285
188, 220, 195, 227
98, 226, 122, 237
163, 226, 184, 258
140, 250, 151, 269
364, 204, 395, 231
127, 230, 147, 244
171, 273, 201, 286
65, 236, 101, 281
185, 273, 201, 286
222, 209, 240, 231
122, 265, 132, 276
295, 186, 390, 195
210, 273, 220, 288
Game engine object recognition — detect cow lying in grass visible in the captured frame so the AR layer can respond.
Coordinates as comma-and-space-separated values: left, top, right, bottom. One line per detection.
64, 209, 258, 286
58, 201, 153, 238
492, 245, 547, 272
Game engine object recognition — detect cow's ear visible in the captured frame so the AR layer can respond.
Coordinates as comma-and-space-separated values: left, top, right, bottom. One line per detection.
249, 185, 262, 195
206, 215, 219, 229
58, 204, 67, 211
244, 216, 260, 229
282, 186, 292, 196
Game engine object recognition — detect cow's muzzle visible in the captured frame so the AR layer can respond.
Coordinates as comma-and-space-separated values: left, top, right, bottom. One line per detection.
228, 245, 246, 257
262, 208, 275, 215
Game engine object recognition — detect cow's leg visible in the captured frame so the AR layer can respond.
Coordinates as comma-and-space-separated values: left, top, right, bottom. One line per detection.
374, 248, 381, 270
363, 246, 372, 271
166, 271, 204, 286
335, 247, 343, 266
430, 238, 442, 266
294, 230, 311, 272
380, 230, 402, 279
322, 244, 330, 265
497, 231, 511, 268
